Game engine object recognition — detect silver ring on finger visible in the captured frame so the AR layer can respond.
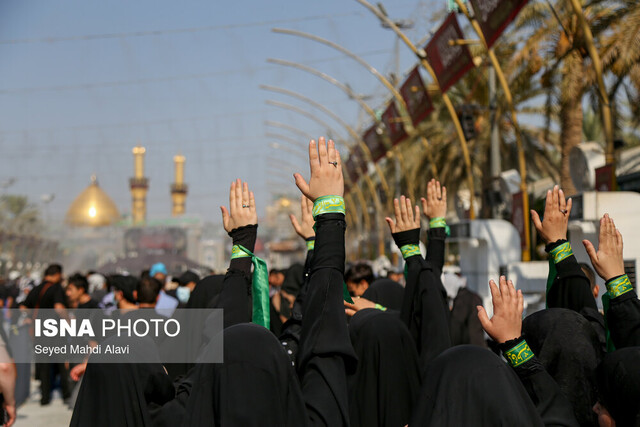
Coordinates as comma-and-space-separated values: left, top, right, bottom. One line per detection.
242, 204, 250, 208
328, 161, 338, 168
560, 209, 568, 215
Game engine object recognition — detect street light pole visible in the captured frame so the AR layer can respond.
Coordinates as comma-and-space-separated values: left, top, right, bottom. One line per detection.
452, 0, 530, 260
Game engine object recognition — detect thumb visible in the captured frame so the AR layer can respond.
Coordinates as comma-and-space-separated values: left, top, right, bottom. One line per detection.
583, 239, 598, 263
385, 217, 396, 233
294, 173, 311, 199
476, 306, 491, 333
420, 197, 428, 216
289, 214, 301, 233
220, 206, 230, 229
530, 209, 542, 232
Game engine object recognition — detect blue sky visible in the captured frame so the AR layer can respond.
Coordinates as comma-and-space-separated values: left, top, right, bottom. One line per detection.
0, 0, 444, 223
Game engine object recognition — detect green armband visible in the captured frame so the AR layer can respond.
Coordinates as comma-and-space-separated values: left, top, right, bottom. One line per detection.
429, 217, 446, 228
306, 240, 315, 251
312, 195, 345, 218
400, 244, 421, 259
606, 274, 633, 298
549, 242, 572, 264
374, 303, 387, 311
231, 245, 251, 259
503, 340, 534, 367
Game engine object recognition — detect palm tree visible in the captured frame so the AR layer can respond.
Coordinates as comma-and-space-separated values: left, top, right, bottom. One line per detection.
0, 195, 42, 235
511, 0, 640, 194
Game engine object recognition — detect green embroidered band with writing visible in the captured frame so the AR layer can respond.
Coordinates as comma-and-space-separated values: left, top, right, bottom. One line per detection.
306, 240, 315, 251
374, 303, 387, 311
549, 242, 572, 264
504, 340, 534, 367
400, 244, 421, 259
429, 217, 446, 228
606, 274, 633, 298
230, 245, 270, 328
231, 245, 251, 259
312, 195, 345, 218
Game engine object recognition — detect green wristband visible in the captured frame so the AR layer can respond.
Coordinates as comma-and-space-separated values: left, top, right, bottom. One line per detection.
504, 340, 534, 367
312, 195, 345, 218
231, 245, 251, 259
306, 240, 315, 251
606, 274, 633, 298
429, 217, 446, 228
374, 303, 387, 311
549, 242, 572, 264
400, 244, 421, 259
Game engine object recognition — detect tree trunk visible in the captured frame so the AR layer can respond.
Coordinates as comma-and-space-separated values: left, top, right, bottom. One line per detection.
559, 93, 583, 196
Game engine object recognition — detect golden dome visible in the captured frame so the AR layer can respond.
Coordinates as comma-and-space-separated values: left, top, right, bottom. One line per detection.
65, 176, 120, 226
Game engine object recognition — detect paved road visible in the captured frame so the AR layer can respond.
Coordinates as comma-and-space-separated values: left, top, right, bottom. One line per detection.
14, 382, 72, 427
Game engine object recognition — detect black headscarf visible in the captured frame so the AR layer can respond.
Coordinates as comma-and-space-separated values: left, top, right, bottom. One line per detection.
70, 336, 175, 427
596, 347, 640, 426
411, 345, 543, 426
361, 278, 404, 312
523, 308, 603, 426
182, 323, 308, 426
348, 309, 420, 427
186, 274, 224, 309
281, 263, 304, 296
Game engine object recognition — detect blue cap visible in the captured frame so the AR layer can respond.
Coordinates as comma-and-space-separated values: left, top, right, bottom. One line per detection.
150, 262, 168, 277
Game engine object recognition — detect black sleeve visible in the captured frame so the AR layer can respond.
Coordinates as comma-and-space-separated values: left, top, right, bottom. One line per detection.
604, 276, 640, 349
52, 284, 66, 306
22, 287, 36, 309
216, 224, 257, 328
546, 240, 598, 313
500, 338, 579, 426
275, 237, 315, 364
297, 213, 356, 427
425, 227, 446, 275
395, 229, 451, 372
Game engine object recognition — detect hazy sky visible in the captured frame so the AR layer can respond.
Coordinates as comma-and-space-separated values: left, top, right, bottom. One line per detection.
0, 0, 443, 224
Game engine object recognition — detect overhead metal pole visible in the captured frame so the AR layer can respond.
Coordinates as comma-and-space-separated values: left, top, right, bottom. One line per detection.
355, 0, 478, 219
267, 57, 438, 196
266, 99, 374, 248
263, 84, 391, 256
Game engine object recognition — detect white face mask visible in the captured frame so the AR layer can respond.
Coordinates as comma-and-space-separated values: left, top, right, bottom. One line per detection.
176, 286, 191, 303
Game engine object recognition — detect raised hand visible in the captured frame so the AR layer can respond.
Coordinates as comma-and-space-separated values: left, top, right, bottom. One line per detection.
477, 276, 524, 344
385, 195, 420, 234
583, 214, 625, 281
289, 195, 315, 240
531, 185, 572, 244
344, 297, 376, 317
293, 137, 343, 201
220, 179, 258, 232
421, 179, 447, 219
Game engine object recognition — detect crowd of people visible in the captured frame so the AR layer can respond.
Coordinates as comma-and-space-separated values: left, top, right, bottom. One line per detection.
0, 136, 639, 426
